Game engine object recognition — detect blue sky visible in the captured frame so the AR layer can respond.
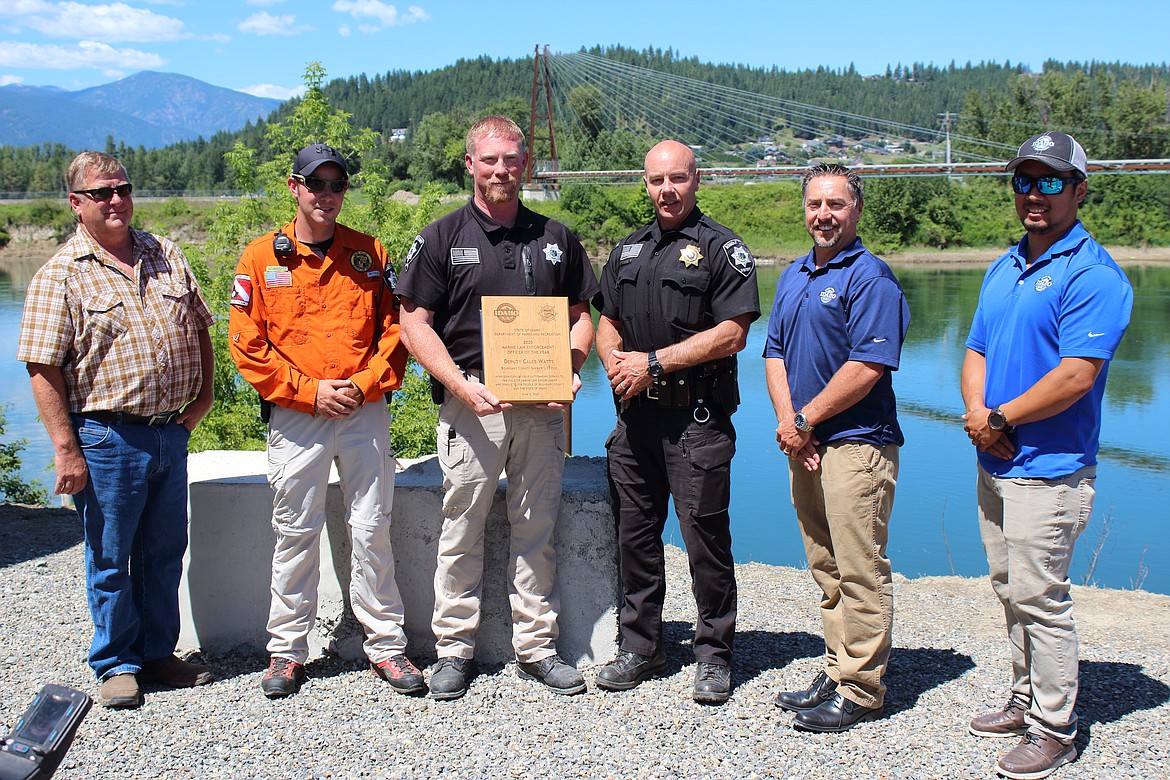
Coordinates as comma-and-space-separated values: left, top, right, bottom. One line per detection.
1, 0, 1167, 98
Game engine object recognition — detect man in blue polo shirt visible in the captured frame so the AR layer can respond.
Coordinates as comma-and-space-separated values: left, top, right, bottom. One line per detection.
961, 132, 1132, 780
764, 162, 909, 733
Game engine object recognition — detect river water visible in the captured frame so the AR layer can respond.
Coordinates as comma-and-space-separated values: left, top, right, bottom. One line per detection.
2, 252, 1167, 594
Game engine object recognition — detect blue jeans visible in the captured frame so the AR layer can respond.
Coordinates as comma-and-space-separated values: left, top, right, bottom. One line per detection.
72, 416, 191, 680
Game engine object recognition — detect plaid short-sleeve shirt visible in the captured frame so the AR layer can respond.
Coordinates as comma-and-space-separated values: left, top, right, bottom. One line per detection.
17, 225, 214, 416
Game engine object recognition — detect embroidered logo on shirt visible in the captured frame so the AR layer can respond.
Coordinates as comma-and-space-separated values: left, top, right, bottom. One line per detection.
723, 239, 755, 277
350, 250, 373, 272
230, 274, 252, 306
819, 287, 838, 304
451, 247, 480, 265
543, 243, 563, 265
1034, 275, 1053, 292
265, 266, 292, 288
404, 234, 424, 272
620, 243, 643, 263
679, 244, 703, 268
1088, 331, 1105, 338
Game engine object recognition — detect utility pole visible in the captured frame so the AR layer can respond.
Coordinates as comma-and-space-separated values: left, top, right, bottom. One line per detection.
527, 45, 558, 185
938, 112, 958, 177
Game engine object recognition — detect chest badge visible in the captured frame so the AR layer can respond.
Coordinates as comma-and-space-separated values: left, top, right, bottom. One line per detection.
543, 243, 563, 265
1034, 275, 1053, 292
679, 244, 703, 268
350, 250, 373, 272
819, 287, 838, 304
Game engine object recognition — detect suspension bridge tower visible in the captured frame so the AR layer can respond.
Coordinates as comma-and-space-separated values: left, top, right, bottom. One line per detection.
526, 44, 559, 191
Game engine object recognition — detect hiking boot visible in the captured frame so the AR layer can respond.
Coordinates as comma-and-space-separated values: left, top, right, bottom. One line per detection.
99, 673, 141, 709
516, 654, 586, 695
996, 730, 1077, 780
595, 650, 669, 691
261, 656, 306, 699
775, 670, 838, 712
971, 694, 1030, 738
371, 654, 426, 696
693, 662, 732, 704
430, 657, 474, 701
140, 654, 216, 688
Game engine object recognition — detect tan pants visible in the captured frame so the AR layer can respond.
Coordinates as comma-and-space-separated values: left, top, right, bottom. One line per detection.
265, 401, 407, 665
432, 395, 567, 662
789, 441, 898, 709
977, 465, 1094, 740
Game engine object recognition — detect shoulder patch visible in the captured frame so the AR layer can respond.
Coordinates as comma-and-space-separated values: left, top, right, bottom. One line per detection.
403, 234, 424, 272
383, 264, 399, 292
230, 274, 252, 306
723, 239, 755, 277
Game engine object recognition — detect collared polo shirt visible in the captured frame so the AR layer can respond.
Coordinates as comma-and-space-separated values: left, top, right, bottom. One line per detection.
596, 207, 760, 354
18, 225, 213, 416
396, 199, 599, 371
763, 238, 908, 446
966, 221, 1132, 478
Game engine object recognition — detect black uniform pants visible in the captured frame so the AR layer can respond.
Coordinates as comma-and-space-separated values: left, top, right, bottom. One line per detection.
605, 404, 737, 666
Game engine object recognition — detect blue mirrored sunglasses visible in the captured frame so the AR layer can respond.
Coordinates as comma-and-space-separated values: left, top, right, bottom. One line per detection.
1011, 174, 1080, 196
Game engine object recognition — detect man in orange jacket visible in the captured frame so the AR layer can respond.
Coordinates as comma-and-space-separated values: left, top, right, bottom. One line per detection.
229, 143, 421, 699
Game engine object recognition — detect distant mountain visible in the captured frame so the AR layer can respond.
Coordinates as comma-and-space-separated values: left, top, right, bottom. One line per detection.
0, 71, 282, 150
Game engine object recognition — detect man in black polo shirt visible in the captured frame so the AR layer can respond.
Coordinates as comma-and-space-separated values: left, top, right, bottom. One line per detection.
594, 139, 760, 704
397, 115, 599, 700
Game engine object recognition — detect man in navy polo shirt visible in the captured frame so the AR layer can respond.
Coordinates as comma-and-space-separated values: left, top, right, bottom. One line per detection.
764, 162, 909, 733
397, 115, 598, 700
961, 132, 1132, 780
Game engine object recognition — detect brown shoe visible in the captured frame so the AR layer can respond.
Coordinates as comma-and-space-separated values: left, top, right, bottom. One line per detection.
996, 731, 1076, 780
99, 673, 142, 709
140, 654, 216, 688
970, 694, 1029, 738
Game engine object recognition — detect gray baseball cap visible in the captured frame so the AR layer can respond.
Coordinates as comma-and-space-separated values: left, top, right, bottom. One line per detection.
1006, 132, 1088, 177
293, 144, 348, 177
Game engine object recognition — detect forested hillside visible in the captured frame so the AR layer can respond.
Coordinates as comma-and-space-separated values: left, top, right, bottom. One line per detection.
1, 47, 1167, 196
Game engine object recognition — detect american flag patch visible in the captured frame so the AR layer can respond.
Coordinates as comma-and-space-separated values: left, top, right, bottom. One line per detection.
620, 243, 642, 262
450, 248, 480, 265
230, 274, 252, 306
265, 266, 292, 287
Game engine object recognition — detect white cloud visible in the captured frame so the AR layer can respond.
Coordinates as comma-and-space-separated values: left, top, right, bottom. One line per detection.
238, 11, 311, 36
3, 1, 186, 43
239, 82, 304, 100
330, 1, 428, 31
0, 40, 166, 70
338, 24, 350, 36
0, 74, 24, 86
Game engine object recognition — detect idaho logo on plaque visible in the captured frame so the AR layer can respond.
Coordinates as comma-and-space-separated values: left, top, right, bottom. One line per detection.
481, 295, 573, 403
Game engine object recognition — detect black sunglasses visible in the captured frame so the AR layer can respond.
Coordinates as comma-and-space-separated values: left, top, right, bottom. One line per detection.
293, 174, 349, 194
1011, 174, 1081, 196
72, 183, 133, 201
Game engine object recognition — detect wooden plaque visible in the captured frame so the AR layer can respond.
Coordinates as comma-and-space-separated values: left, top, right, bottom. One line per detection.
481, 295, 573, 403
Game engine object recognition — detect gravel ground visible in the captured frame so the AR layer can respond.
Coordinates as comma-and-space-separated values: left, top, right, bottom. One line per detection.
2, 504, 1168, 780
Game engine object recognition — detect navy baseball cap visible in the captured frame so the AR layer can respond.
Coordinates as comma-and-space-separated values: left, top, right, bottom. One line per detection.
1006, 132, 1088, 178
293, 144, 348, 177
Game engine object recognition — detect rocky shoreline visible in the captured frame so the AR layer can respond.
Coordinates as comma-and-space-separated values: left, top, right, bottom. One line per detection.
2, 504, 1167, 779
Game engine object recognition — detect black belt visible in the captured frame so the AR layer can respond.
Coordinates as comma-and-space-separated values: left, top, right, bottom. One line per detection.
84, 410, 180, 427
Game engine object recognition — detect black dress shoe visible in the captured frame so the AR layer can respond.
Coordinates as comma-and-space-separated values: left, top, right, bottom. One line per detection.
793, 692, 882, 733
774, 670, 838, 712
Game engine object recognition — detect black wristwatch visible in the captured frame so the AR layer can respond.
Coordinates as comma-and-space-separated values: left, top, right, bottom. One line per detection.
793, 411, 813, 433
647, 350, 665, 379
988, 407, 1011, 432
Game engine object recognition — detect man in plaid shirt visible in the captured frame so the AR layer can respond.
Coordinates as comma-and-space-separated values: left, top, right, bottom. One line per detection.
17, 151, 216, 709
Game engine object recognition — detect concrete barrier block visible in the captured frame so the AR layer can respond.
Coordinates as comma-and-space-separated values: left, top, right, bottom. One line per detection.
179, 451, 619, 666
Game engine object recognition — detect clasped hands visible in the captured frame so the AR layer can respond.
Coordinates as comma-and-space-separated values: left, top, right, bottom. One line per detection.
776, 415, 820, 471
315, 378, 365, 418
962, 405, 1015, 460
608, 349, 651, 401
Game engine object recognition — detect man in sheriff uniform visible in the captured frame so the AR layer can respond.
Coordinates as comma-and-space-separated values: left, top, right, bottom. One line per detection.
397, 116, 599, 700
229, 143, 422, 699
594, 139, 759, 704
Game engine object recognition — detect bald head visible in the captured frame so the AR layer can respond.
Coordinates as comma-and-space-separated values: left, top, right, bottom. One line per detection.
643, 140, 699, 230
